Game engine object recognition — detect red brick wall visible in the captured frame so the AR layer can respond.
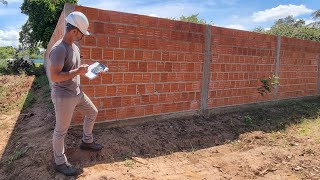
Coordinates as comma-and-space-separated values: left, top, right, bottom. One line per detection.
278, 37, 320, 99
73, 5, 205, 123
208, 27, 277, 108
46, 4, 320, 124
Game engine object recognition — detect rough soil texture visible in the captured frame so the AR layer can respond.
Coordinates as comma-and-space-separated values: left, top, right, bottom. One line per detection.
1, 75, 320, 180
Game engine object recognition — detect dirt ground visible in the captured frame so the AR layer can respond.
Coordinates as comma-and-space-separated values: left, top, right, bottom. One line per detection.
1, 75, 320, 180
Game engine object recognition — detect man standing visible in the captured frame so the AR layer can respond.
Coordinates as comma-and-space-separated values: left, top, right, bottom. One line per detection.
47, 11, 103, 176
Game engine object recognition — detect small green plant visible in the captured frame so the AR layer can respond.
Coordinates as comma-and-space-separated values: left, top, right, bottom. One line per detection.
257, 75, 279, 96
7, 147, 29, 163
124, 158, 135, 167
244, 115, 253, 125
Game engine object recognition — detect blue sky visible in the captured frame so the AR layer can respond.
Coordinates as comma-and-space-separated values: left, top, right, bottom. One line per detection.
0, 0, 319, 47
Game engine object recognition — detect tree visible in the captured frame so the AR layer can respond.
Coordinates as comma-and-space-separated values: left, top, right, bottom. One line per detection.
171, 14, 213, 25
0, 46, 16, 60
253, 15, 320, 42
253, 26, 266, 33
19, 0, 77, 50
308, 9, 320, 28
1, 0, 7, 6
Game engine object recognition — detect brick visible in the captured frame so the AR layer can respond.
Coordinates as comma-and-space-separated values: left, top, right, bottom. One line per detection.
136, 27, 145, 36
80, 47, 90, 59
125, 50, 135, 60
149, 39, 157, 50
145, 105, 154, 115
137, 84, 146, 95
139, 62, 148, 72
102, 73, 113, 84
126, 26, 136, 36
154, 29, 162, 38
140, 39, 149, 49
106, 86, 116, 96
96, 110, 106, 121
108, 11, 121, 23
82, 86, 94, 97
162, 52, 169, 61
162, 30, 171, 40
169, 52, 178, 61
148, 62, 157, 72
145, 28, 154, 38
127, 84, 137, 95
114, 49, 124, 60
86, 7, 99, 21
108, 36, 119, 48
97, 36, 108, 47
130, 38, 140, 48
95, 85, 106, 97
105, 109, 117, 120
113, 73, 123, 83
117, 85, 127, 96
91, 48, 102, 60
153, 51, 161, 60
84, 36, 96, 46
108, 61, 118, 72
124, 73, 133, 83
116, 107, 127, 119
120, 96, 131, 107
118, 61, 129, 72
152, 73, 160, 82
105, 24, 116, 35
142, 73, 152, 82
135, 50, 143, 60
120, 37, 130, 48
133, 73, 143, 82
103, 48, 113, 60
94, 22, 105, 34
164, 63, 173, 72
129, 62, 139, 72
143, 51, 153, 61
140, 16, 158, 27
111, 97, 122, 108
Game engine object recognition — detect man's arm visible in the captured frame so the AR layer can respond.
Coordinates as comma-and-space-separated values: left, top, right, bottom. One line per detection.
50, 64, 89, 83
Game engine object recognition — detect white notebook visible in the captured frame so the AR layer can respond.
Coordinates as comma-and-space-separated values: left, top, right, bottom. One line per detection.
85, 62, 109, 80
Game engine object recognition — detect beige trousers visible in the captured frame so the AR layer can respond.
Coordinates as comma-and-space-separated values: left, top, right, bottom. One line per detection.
51, 92, 98, 165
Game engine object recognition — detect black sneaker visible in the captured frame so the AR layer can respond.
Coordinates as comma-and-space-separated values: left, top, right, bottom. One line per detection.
80, 141, 103, 151
54, 162, 78, 176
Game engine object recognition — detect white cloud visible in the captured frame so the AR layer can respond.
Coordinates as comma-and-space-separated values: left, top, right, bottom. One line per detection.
304, 18, 315, 25
148, 14, 159, 17
0, 29, 20, 47
225, 24, 247, 30
252, 4, 313, 22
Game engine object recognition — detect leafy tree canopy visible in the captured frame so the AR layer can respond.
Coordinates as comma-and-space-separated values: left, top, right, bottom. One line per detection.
253, 13, 320, 42
19, 0, 77, 50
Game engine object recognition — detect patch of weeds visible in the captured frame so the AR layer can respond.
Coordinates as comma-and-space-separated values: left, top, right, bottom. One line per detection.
7, 147, 29, 163
124, 158, 135, 167
189, 143, 197, 153
244, 115, 253, 125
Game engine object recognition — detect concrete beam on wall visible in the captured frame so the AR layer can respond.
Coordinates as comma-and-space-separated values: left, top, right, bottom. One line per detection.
63, 3, 76, 35
273, 35, 281, 100
200, 25, 212, 117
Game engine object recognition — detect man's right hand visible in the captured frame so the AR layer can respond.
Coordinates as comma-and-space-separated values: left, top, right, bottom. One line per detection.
77, 64, 89, 75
